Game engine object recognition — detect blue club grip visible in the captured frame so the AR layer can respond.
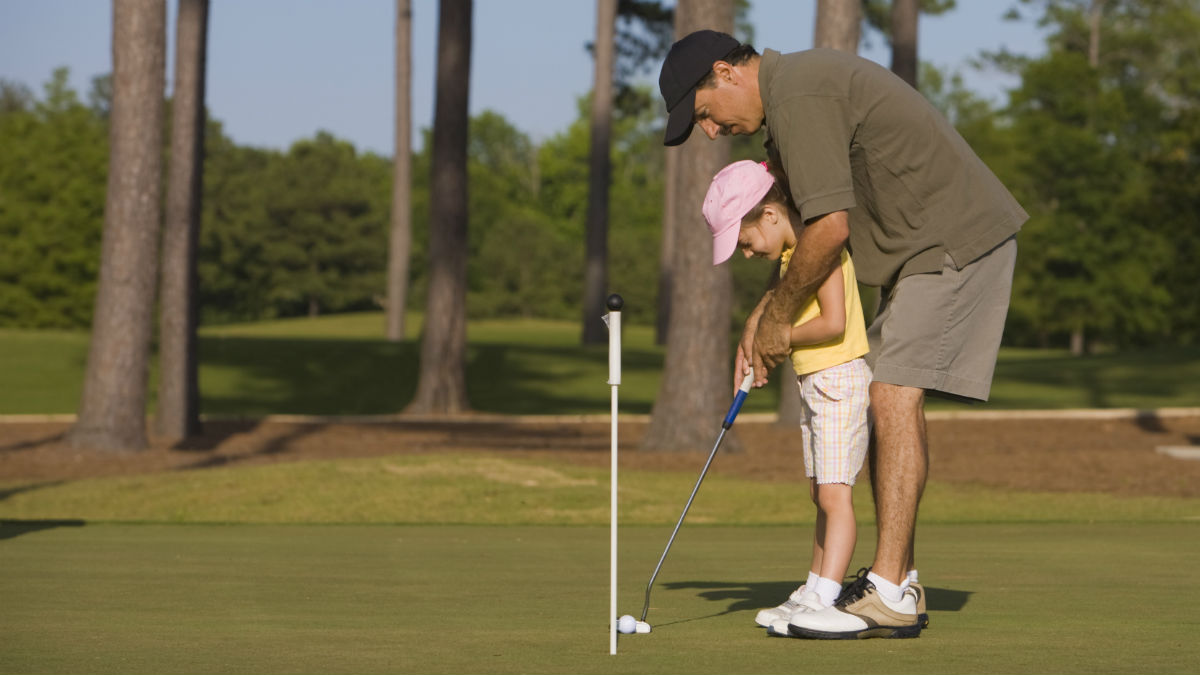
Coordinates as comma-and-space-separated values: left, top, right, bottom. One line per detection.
722, 370, 754, 429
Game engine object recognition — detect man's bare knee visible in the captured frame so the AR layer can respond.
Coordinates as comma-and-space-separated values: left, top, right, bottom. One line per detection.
869, 381, 924, 415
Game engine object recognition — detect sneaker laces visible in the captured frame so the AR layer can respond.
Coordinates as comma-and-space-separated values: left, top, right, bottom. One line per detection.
834, 567, 874, 607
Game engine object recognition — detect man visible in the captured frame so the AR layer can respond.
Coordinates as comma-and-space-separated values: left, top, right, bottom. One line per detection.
658, 30, 1026, 639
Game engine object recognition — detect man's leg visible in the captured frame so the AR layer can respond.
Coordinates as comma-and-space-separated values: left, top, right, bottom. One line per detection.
867, 381, 927, 586
786, 379, 925, 640
868, 393, 929, 629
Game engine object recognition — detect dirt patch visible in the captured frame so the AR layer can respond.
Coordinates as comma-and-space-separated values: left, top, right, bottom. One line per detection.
2, 413, 1199, 498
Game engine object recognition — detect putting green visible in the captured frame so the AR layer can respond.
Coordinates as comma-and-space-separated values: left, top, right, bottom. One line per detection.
1, 522, 1196, 674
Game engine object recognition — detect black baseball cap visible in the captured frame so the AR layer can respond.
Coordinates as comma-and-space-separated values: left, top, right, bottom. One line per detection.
658, 30, 741, 146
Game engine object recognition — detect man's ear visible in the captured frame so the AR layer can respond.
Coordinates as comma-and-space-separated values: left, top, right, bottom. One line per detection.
711, 60, 735, 83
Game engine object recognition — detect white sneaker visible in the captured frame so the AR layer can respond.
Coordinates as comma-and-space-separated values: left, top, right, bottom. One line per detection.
755, 585, 813, 628
765, 590, 824, 637
787, 578, 921, 639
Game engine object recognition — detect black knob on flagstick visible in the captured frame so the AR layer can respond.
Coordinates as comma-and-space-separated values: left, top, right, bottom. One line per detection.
606, 294, 624, 311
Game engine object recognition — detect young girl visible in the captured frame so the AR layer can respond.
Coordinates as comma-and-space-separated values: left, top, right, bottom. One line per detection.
702, 159, 873, 636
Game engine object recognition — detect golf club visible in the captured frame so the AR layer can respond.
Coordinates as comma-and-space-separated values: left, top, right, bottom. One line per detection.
638, 368, 754, 625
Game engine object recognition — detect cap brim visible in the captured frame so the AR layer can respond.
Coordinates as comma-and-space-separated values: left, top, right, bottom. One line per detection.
711, 223, 740, 265
663, 89, 696, 146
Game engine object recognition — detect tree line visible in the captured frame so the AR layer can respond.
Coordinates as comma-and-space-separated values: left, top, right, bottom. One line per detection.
2, 2, 1193, 344
1, 0, 1197, 451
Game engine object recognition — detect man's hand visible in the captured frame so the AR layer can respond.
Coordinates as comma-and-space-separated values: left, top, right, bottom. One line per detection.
751, 312, 792, 387
747, 209, 850, 387
734, 340, 752, 396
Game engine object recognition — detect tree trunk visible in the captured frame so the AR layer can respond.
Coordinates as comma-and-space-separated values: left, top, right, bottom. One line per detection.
1071, 326, 1086, 356
780, 0, 862, 427
386, 0, 414, 342
655, 148, 677, 346
406, 0, 471, 415
642, 0, 735, 453
890, 0, 918, 88
67, 0, 165, 452
157, 0, 207, 444
813, 0, 860, 52
581, 0, 618, 345
1088, 0, 1102, 68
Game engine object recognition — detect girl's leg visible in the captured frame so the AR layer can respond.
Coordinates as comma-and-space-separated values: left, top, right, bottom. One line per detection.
808, 477, 824, 577
814, 482, 856, 585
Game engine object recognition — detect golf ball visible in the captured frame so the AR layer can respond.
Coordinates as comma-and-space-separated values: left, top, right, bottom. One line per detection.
617, 614, 636, 634
635, 621, 652, 634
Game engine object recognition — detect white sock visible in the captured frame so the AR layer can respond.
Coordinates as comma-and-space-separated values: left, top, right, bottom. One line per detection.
867, 571, 904, 602
907, 569, 919, 584
814, 576, 842, 607
805, 571, 820, 591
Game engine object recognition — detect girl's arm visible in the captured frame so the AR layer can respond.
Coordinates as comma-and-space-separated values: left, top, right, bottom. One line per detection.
789, 263, 847, 347
734, 262, 783, 393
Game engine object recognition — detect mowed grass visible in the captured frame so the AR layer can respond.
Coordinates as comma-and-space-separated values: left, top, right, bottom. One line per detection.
1, 521, 1198, 674
2, 313, 1199, 416
2, 450, 1199, 673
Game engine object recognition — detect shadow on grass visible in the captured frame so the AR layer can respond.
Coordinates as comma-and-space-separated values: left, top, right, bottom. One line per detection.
0, 481, 65, 504
981, 347, 1200, 410
172, 421, 326, 472
0, 431, 66, 453
656, 579, 972, 626
199, 336, 664, 416
167, 419, 615, 473
0, 518, 85, 540
171, 419, 264, 452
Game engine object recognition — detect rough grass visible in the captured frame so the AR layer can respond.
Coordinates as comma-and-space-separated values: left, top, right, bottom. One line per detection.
2, 453, 1197, 526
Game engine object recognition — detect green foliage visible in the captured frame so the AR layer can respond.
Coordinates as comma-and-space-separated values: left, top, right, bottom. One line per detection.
535, 88, 666, 325
462, 112, 573, 318
261, 133, 390, 317
992, 0, 1198, 349
196, 123, 280, 323
0, 68, 107, 329
862, 0, 958, 43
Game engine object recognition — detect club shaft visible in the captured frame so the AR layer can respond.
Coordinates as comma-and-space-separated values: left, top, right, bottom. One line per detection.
639, 426, 728, 623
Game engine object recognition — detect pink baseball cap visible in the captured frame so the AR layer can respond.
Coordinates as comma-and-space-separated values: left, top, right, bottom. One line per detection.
702, 160, 776, 265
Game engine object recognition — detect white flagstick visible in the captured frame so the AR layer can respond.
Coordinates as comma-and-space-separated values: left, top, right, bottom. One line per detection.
603, 294, 623, 655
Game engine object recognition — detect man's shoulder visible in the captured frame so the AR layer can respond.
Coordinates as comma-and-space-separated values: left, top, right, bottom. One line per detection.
762, 48, 867, 96
769, 47, 867, 68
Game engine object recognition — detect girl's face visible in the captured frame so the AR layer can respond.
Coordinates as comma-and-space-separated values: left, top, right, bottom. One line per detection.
737, 204, 793, 261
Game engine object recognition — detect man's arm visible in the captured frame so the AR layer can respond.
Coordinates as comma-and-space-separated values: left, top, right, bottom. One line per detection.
751, 210, 849, 386
734, 265, 780, 394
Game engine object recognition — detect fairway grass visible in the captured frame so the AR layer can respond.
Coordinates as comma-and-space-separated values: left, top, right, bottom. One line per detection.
3, 452, 1199, 674
1, 522, 1197, 674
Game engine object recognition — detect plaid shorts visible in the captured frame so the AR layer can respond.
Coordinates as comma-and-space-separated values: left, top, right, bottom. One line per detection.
795, 357, 872, 485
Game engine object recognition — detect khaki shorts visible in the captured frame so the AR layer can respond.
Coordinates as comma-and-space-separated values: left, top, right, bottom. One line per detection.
797, 358, 872, 485
865, 236, 1017, 402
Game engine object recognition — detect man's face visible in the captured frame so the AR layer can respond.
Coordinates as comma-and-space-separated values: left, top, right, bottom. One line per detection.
692, 63, 764, 139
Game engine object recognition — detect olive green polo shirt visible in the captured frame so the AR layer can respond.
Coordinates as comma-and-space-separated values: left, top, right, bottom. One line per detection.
758, 48, 1027, 287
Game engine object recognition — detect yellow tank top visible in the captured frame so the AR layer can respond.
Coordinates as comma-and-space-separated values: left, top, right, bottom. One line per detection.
779, 247, 869, 376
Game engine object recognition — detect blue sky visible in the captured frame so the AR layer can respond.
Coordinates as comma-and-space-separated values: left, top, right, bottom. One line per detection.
0, 1, 1046, 156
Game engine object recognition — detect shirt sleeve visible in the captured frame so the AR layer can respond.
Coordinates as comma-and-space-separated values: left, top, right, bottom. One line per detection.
767, 93, 858, 223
